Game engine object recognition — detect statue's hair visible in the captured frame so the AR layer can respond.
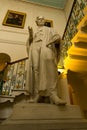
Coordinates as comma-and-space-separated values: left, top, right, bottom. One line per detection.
36, 16, 45, 21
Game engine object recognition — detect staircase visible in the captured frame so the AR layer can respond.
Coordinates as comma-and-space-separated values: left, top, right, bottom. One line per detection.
64, 6, 87, 116
0, 103, 87, 130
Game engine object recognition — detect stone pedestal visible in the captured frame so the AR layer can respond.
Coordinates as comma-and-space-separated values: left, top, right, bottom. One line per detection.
0, 103, 87, 130
0, 91, 29, 119
0, 95, 14, 119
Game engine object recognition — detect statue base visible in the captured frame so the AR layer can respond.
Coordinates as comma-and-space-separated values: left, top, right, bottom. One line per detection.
0, 103, 87, 130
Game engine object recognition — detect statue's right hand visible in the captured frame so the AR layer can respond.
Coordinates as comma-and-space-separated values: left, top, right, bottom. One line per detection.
28, 26, 33, 43
28, 26, 33, 34
28, 26, 31, 30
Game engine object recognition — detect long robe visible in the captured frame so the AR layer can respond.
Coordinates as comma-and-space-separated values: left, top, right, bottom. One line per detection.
26, 26, 61, 96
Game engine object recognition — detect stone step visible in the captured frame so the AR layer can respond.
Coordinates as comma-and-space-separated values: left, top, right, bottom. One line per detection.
0, 103, 87, 130
10, 103, 83, 119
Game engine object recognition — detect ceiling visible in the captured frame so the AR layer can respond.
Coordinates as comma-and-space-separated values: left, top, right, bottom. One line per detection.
20, 0, 67, 9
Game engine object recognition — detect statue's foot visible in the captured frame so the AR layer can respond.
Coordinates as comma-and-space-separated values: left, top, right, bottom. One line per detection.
56, 99, 66, 105
50, 95, 66, 105
27, 95, 40, 103
27, 97, 35, 103
33, 95, 40, 103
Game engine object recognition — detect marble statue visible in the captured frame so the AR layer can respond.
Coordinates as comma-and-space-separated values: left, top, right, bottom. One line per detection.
26, 16, 66, 105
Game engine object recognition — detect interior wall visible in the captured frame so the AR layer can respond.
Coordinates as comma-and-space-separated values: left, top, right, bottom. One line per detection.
64, 0, 74, 21
0, 0, 67, 62
0, 0, 67, 35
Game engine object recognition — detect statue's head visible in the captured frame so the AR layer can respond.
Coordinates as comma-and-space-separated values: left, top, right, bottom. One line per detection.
35, 16, 45, 26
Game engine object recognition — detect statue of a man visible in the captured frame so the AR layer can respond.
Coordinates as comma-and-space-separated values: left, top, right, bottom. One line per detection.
26, 16, 66, 105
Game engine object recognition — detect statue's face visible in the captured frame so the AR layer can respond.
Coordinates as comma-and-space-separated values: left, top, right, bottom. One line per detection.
36, 16, 45, 26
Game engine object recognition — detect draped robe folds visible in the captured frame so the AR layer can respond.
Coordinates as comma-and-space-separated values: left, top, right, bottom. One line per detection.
26, 26, 61, 96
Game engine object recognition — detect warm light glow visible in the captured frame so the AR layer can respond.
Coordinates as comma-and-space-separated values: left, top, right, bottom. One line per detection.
71, 30, 87, 43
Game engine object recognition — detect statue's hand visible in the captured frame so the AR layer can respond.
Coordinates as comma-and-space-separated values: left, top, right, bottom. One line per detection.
28, 26, 33, 36
28, 26, 33, 44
